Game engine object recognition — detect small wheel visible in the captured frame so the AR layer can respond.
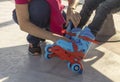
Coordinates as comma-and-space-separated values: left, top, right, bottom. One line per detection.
45, 45, 53, 54
44, 52, 51, 60
71, 63, 81, 73
67, 62, 72, 70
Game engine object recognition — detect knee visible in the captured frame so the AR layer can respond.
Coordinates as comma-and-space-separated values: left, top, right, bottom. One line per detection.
28, 0, 50, 23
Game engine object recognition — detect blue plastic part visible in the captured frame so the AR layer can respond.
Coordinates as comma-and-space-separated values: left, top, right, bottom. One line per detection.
78, 69, 83, 74
44, 52, 51, 60
45, 44, 53, 54
45, 21, 84, 53
44, 45, 53, 59
78, 27, 95, 53
68, 62, 83, 74
71, 28, 82, 44
67, 62, 72, 70
80, 27, 95, 39
70, 26, 95, 53
55, 40, 74, 52
71, 63, 80, 73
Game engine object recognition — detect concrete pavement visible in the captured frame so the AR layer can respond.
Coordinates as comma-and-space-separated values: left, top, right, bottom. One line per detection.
0, 0, 120, 82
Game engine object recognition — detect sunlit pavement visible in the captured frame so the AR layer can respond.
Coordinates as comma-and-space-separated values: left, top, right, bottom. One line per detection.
0, 1, 120, 82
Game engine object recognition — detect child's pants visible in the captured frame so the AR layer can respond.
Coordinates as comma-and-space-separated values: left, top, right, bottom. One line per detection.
79, 0, 120, 35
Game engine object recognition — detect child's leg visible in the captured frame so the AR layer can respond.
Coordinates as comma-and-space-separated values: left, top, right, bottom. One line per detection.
88, 0, 120, 35
76, 0, 120, 54
78, 0, 105, 28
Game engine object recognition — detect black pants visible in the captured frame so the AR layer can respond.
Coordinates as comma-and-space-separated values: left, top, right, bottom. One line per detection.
79, 0, 120, 35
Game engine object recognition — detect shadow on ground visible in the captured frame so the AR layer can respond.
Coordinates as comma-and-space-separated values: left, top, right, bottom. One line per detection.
0, 20, 15, 28
0, 44, 112, 82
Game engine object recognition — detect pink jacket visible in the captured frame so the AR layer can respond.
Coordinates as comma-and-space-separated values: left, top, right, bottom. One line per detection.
15, 0, 66, 35
46, 0, 66, 35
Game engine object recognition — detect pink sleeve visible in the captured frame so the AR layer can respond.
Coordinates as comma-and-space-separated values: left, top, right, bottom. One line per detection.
15, 0, 28, 4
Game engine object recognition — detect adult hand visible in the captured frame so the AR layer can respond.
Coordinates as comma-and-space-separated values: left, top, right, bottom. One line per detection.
66, 7, 81, 28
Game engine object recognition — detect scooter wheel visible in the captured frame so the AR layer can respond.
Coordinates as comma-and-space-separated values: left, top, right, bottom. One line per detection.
67, 62, 72, 70
71, 63, 81, 73
44, 52, 51, 60
45, 45, 53, 54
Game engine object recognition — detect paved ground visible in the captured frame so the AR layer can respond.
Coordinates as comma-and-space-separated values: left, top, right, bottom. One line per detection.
0, 1, 120, 82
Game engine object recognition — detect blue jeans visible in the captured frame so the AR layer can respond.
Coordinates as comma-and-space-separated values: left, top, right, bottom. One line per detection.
13, 0, 50, 45
79, 0, 120, 35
